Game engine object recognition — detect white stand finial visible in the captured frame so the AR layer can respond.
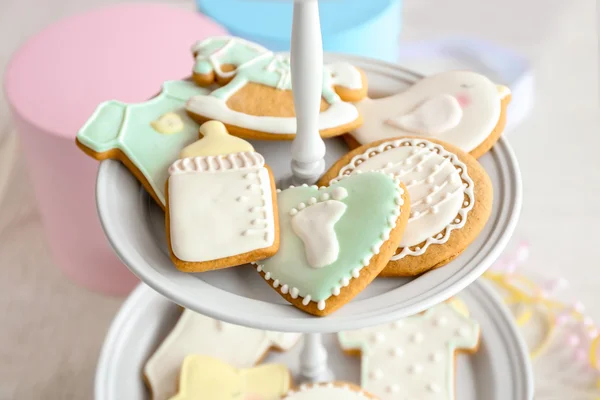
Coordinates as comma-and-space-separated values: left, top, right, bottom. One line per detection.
290, 0, 326, 185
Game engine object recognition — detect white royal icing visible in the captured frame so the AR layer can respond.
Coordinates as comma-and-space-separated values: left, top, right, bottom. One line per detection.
386, 94, 462, 135
144, 310, 301, 400
283, 384, 373, 399
352, 71, 511, 153
291, 200, 347, 269
186, 95, 358, 135
168, 152, 275, 262
187, 37, 362, 135
338, 302, 480, 400
332, 139, 474, 259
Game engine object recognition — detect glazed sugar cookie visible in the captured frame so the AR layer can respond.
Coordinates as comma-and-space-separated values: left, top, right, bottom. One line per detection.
166, 121, 279, 272
168, 355, 291, 400
283, 382, 379, 399
347, 71, 511, 158
338, 299, 480, 400
76, 80, 209, 208
254, 172, 410, 316
186, 36, 368, 140
320, 137, 492, 277
144, 309, 301, 400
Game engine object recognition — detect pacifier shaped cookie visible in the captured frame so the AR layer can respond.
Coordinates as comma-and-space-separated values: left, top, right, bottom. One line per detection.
76, 80, 209, 208
338, 299, 480, 400
166, 121, 279, 272
186, 36, 368, 140
347, 71, 511, 158
168, 355, 291, 400
320, 137, 492, 277
254, 172, 410, 316
282, 383, 379, 399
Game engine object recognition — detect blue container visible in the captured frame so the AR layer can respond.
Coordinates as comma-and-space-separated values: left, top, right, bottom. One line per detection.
197, 0, 402, 63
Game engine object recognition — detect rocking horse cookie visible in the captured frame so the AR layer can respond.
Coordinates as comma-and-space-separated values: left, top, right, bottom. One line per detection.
320, 137, 493, 277
77, 80, 209, 208
168, 355, 291, 400
166, 121, 279, 272
254, 171, 410, 316
347, 71, 511, 158
186, 36, 368, 140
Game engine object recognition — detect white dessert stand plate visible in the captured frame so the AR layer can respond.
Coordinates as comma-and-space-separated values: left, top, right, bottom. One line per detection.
95, 280, 533, 400
96, 54, 522, 333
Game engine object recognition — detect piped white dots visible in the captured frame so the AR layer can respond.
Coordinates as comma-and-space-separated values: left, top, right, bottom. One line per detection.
317, 300, 326, 310
390, 347, 404, 357
371, 244, 380, 254
264, 272, 271, 280
341, 277, 350, 287
431, 206, 439, 214
372, 332, 385, 343
290, 288, 299, 299
331, 187, 348, 200
352, 268, 360, 278
331, 286, 341, 296
434, 316, 448, 327
281, 284, 289, 294
415, 164, 423, 172
276, 189, 282, 193
362, 257, 371, 266
272, 279, 280, 288
302, 295, 311, 305
289, 208, 298, 216
256, 265, 263, 272
408, 364, 424, 374
427, 383, 441, 393
429, 352, 442, 363
387, 384, 400, 393
320, 193, 331, 201
237, 196, 248, 202
411, 332, 424, 343
425, 196, 433, 204
370, 369, 384, 380
308, 197, 317, 205
298, 202, 306, 210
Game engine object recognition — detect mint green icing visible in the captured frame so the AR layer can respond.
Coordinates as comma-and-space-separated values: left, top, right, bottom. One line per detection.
76, 80, 209, 206
257, 172, 402, 304
192, 37, 341, 104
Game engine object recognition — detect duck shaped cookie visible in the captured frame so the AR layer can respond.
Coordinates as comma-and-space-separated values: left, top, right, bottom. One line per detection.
347, 71, 511, 158
166, 121, 279, 272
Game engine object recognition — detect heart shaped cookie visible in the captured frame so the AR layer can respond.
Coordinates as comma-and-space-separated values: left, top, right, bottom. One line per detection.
254, 172, 410, 316
320, 137, 493, 277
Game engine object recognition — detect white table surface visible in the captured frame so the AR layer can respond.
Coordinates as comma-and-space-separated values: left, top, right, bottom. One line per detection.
0, 0, 598, 398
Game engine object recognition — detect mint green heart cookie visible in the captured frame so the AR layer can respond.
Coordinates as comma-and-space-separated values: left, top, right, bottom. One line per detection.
255, 171, 407, 315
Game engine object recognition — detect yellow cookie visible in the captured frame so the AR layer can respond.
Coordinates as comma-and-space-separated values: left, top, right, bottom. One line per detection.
168, 355, 291, 400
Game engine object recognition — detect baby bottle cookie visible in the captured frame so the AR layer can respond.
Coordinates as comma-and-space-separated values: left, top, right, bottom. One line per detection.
166, 121, 279, 272
168, 355, 291, 400
254, 172, 410, 316
338, 299, 480, 400
76, 80, 209, 208
186, 36, 368, 140
320, 137, 492, 277
347, 71, 511, 158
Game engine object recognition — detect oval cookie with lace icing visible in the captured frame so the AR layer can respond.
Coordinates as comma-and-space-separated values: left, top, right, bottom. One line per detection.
254, 172, 410, 316
283, 383, 379, 399
319, 137, 492, 277
166, 121, 279, 272
346, 70, 511, 158
186, 36, 368, 140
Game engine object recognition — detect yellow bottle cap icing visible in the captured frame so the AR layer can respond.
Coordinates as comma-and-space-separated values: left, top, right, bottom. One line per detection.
169, 355, 290, 400
179, 120, 254, 158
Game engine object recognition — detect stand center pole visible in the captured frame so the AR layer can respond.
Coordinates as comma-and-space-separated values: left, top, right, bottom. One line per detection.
290, 0, 326, 186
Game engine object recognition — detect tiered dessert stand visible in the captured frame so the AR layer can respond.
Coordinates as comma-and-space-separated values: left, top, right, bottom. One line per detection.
94, 1, 532, 398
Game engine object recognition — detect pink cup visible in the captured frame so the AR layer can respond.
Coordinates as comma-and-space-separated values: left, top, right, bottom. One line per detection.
4, 4, 227, 295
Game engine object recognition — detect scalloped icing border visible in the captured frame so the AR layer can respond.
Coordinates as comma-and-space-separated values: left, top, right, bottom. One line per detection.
332, 138, 475, 260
